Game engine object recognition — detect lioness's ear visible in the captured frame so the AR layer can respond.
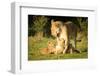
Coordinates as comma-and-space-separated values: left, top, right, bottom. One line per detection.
51, 19, 54, 24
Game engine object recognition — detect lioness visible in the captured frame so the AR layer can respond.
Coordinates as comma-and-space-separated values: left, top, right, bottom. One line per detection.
51, 20, 82, 54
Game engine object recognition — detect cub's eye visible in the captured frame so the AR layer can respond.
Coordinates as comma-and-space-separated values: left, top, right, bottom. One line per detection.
56, 24, 60, 27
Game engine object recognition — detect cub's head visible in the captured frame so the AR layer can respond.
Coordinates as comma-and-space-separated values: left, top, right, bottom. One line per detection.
47, 41, 54, 47
51, 20, 63, 37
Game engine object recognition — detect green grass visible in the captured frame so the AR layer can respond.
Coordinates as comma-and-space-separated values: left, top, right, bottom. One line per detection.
28, 36, 88, 60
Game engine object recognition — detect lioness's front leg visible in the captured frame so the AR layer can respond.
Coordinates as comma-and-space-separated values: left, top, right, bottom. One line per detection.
63, 40, 69, 54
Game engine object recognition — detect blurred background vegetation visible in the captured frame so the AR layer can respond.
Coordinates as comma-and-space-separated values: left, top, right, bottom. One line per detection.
28, 15, 88, 60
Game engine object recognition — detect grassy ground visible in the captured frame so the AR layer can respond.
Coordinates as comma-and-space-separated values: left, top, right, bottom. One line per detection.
28, 36, 88, 60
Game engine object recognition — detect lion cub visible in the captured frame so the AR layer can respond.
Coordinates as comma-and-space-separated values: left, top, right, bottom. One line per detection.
55, 38, 65, 54
40, 41, 55, 55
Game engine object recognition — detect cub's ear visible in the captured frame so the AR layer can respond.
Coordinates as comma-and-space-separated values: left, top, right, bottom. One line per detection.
48, 41, 51, 44
51, 19, 54, 24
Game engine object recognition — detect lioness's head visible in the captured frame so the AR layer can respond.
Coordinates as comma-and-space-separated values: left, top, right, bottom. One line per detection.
51, 20, 63, 37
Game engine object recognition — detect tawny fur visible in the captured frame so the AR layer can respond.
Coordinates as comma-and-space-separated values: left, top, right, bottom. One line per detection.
51, 20, 81, 54
40, 41, 56, 55
55, 38, 65, 54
